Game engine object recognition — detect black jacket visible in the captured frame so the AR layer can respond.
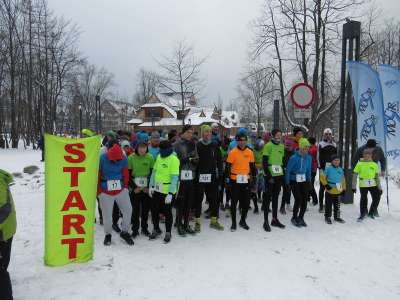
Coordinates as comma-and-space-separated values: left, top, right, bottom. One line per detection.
318, 140, 337, 169
197, 140, 223, 178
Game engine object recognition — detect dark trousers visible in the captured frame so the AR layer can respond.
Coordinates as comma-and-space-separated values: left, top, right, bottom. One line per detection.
177, 180, 195, 226
264, 176, 283, 221
319, 182, 325, 209
219, 175, 231, 205
310, 172, 318, 204
230, 182, 250, 224
325, 192, 340, 218
281, 183, 292, 208
196, 182, 219, 218
151, 192, 173, 233
0, 237, 13, 300
131, 191, 151, 232
360, 187, 380, 216
291, 182, 309, 219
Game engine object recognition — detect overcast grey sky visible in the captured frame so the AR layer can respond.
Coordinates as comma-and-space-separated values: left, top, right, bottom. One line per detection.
49, 0, 399, 105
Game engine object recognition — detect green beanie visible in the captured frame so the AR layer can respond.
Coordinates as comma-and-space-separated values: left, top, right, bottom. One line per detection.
201, 125, 211, 138
299, 138, 311, 149
81, 128, 95, 137
106, 130, 117, 139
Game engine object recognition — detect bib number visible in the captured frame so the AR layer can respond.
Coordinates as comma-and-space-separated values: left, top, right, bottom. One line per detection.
336, 183, 342, 192
199, 174, 211, 183
236, 175, 248, 184
325, 162, 332, 168
107, 180, 121, 191
155, 182, 164, 193
181, 170, 193, 181
134, 177, 148, 188
271, 165, 282, 174
296, 174, 306, 183
363, 179, 376, 187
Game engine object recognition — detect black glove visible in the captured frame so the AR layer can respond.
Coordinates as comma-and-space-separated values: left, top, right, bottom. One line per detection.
325, 185, 332, 191
352, 188, 357, 194
379, 189, 383, 195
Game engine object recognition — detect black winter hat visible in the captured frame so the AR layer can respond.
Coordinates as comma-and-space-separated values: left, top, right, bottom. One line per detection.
330, 154, 340, 162
366, 139, 377, 148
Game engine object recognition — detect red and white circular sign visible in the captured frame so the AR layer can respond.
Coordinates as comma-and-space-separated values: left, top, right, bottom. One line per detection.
290, 83, 315, 108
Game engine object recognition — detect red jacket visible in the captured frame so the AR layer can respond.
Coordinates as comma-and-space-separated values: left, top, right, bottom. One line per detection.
309, 144, 318, 172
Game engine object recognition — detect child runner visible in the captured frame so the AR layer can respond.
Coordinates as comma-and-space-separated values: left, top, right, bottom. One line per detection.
320, 155, 346, 224
352, 149, 382, 221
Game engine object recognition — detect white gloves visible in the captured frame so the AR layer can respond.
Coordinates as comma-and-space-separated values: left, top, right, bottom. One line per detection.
149, 187, 155, 198
165, 193, 173, 204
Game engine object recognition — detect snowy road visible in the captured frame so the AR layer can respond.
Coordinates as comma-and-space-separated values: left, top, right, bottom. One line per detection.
2, 149, 400, 300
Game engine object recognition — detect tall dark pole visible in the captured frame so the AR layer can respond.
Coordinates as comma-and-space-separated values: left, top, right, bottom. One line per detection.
338, 20, 361, 204
273, 100, 280, 130
79, 104, 82, 136
98, 95, 102, 134
95, 95, 100, 133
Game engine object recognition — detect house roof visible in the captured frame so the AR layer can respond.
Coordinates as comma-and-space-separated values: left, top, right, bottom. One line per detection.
105, 99, 136, 115
127, 118, 143, 124
141, 102, 177, 118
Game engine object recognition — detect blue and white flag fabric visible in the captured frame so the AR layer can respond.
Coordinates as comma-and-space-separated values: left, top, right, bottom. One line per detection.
347, 61, 386, 150
378, 65, 400, 168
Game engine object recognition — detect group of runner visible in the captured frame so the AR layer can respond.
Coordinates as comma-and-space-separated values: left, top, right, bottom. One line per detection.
89, 123, 386, 246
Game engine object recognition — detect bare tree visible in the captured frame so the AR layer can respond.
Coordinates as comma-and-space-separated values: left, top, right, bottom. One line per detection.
156, 40, 206, 124
252, 0, 366, 135
133, 68, 161, 106
238, 65, 275, 136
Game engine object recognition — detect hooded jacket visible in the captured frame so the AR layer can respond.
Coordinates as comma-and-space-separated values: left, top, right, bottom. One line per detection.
285, 151, 312, 185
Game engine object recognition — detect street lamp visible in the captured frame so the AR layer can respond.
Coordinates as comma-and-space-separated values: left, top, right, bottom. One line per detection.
95, 95, 100, 133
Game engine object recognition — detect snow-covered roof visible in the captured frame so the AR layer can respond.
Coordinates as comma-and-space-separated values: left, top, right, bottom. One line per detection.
185, 109, 219, 126
127, 118, 143, 124
106, 100, 136, 115
138, 119, 183, 127
221, 110, 240, 128
141, 102, 177, 118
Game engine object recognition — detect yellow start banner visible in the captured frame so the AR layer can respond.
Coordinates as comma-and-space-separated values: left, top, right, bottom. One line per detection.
44, 134, 101, 267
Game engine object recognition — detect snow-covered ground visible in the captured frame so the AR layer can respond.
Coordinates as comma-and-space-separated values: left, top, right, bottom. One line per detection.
2, 149, 400, 300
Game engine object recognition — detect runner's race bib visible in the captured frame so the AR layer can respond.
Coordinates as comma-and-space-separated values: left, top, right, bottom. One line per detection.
199, 174, 212, 183
271, 165, 283, 174
107, 180, 121, 191
363, 179, 376, 187
155, 182, 164, 193
325, 163, 332, 168
296, 174, 306, 183
134, 177, 148, 188
181, 170, 193, 181
336, 183, 342, 191
236, 175, 248, 184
